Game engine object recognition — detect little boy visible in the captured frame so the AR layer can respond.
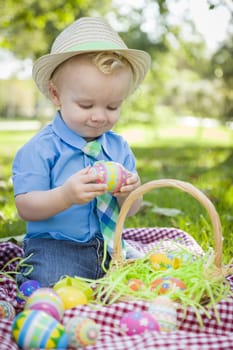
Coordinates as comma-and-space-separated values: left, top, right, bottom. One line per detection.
12, 17, 151, 287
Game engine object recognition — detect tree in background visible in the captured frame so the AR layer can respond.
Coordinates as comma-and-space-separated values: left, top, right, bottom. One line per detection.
0, 0, 110, 59
211, 34, 233, 122
0, 0, 232, 123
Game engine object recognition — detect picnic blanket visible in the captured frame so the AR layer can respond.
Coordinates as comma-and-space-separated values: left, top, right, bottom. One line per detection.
1, 227, 233, 350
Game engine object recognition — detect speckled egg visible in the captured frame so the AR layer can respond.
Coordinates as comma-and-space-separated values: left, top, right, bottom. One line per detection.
65, 316, 99, 347
90, 161, 128, 193
12, 309, 68, 349
119, 311, 160, 336
148, 296, 177, 331
150, 277, 186, 294
0, 301, 15, 320
17, 279, 41, 303
25, 287, 64, 321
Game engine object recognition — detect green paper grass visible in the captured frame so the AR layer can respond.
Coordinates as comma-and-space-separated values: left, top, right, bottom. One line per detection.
87, 244, 232, 328
0, 253, 35, 301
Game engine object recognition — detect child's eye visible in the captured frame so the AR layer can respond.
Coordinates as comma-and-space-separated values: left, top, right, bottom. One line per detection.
79, 104, 93, 109
107, 106, 119, 111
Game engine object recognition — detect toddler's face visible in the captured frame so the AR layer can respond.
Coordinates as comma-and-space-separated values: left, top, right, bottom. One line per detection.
49, 55, 132, 140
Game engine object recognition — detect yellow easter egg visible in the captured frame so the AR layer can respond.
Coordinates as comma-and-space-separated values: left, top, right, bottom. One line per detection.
53, 276, 94, 301
149, 253, 181, 270
55, 286, 87, 309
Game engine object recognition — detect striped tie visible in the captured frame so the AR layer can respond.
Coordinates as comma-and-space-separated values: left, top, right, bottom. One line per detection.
83, 140, 125, 256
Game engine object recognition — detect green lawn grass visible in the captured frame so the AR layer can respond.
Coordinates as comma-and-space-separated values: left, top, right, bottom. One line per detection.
0, 125, 232, 263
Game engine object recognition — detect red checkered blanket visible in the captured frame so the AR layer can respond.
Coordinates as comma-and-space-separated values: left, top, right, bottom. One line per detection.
1, 228, 233, 350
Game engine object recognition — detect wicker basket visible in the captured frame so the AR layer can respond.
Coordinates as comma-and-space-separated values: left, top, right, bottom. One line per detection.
112, 178, 223, 271
92, 178, 232, 310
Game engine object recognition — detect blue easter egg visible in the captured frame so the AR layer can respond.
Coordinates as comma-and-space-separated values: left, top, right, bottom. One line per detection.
12, 309, 68, 349
17, 280, 41, 303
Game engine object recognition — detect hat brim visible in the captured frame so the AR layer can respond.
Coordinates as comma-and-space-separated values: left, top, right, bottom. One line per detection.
32, 48, 151, 98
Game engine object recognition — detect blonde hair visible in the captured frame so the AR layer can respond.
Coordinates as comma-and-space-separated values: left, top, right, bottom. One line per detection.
50, 51, 134, 94
90, 51, 132, 74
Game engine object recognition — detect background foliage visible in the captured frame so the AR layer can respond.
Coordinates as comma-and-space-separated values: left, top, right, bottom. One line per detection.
0, 0, 232, 122
0, 1, 232, 262
0, 127, 232, 263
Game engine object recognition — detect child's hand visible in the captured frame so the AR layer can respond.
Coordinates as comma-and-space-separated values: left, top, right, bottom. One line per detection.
62, 167, 108, 206
114, 171, 141, 216
113, 172, 141, 197
14, 167, 108, 221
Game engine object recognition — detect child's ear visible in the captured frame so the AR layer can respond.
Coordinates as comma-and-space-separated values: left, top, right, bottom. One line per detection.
48, 81, 61, 107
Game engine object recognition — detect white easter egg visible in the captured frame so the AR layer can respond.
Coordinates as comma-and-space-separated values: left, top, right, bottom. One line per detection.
149, 296, 177, 331
65, 316, 99, 347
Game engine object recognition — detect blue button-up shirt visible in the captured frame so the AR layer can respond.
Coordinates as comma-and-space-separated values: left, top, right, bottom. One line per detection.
12, 112, 137, 242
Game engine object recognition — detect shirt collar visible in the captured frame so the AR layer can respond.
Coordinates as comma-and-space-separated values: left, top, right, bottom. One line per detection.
52, 111, 111, 157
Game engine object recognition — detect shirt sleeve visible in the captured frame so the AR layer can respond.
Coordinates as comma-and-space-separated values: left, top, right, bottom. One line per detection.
12, 138, 55, 196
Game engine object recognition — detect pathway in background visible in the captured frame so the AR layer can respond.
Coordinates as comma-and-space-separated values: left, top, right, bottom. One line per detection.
0, 120, 41, 131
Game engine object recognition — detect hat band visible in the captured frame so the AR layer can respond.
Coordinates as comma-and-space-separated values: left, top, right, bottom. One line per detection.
65, 41, 124, 52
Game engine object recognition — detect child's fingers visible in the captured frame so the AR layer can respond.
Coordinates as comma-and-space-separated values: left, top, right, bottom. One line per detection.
86, 183, 108, 192
73, 167, 100, 184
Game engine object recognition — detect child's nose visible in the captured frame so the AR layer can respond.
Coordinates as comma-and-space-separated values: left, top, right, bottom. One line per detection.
91, 109, 106, 122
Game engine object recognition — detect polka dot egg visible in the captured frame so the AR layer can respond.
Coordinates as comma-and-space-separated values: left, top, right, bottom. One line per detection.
17, 279, 41, 304
150, 277, 186, 295
119, 311, 160, 336
65, 316, 99, 347
90, 161, 128, 193
149, 296, 177, 331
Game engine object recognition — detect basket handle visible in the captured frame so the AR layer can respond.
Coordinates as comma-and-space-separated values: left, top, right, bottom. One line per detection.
113, 179, 222, 268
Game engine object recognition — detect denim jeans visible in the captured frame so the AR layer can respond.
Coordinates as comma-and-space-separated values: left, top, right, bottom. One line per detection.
16, 237, 111, 287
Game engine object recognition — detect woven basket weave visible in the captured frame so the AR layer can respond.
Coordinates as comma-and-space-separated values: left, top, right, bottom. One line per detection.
93, 179, 233, 313
112, 178, 223, 271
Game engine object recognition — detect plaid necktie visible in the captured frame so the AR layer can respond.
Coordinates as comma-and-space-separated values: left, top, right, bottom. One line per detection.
83, 140, 125, 257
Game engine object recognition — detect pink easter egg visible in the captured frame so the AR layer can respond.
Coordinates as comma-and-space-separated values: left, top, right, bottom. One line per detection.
91, 161, 128, 192
119, 311, 160, 336
25, 287, 64, 321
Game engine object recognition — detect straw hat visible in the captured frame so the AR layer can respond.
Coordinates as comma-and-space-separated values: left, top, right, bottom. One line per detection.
32, 17, 151, 98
